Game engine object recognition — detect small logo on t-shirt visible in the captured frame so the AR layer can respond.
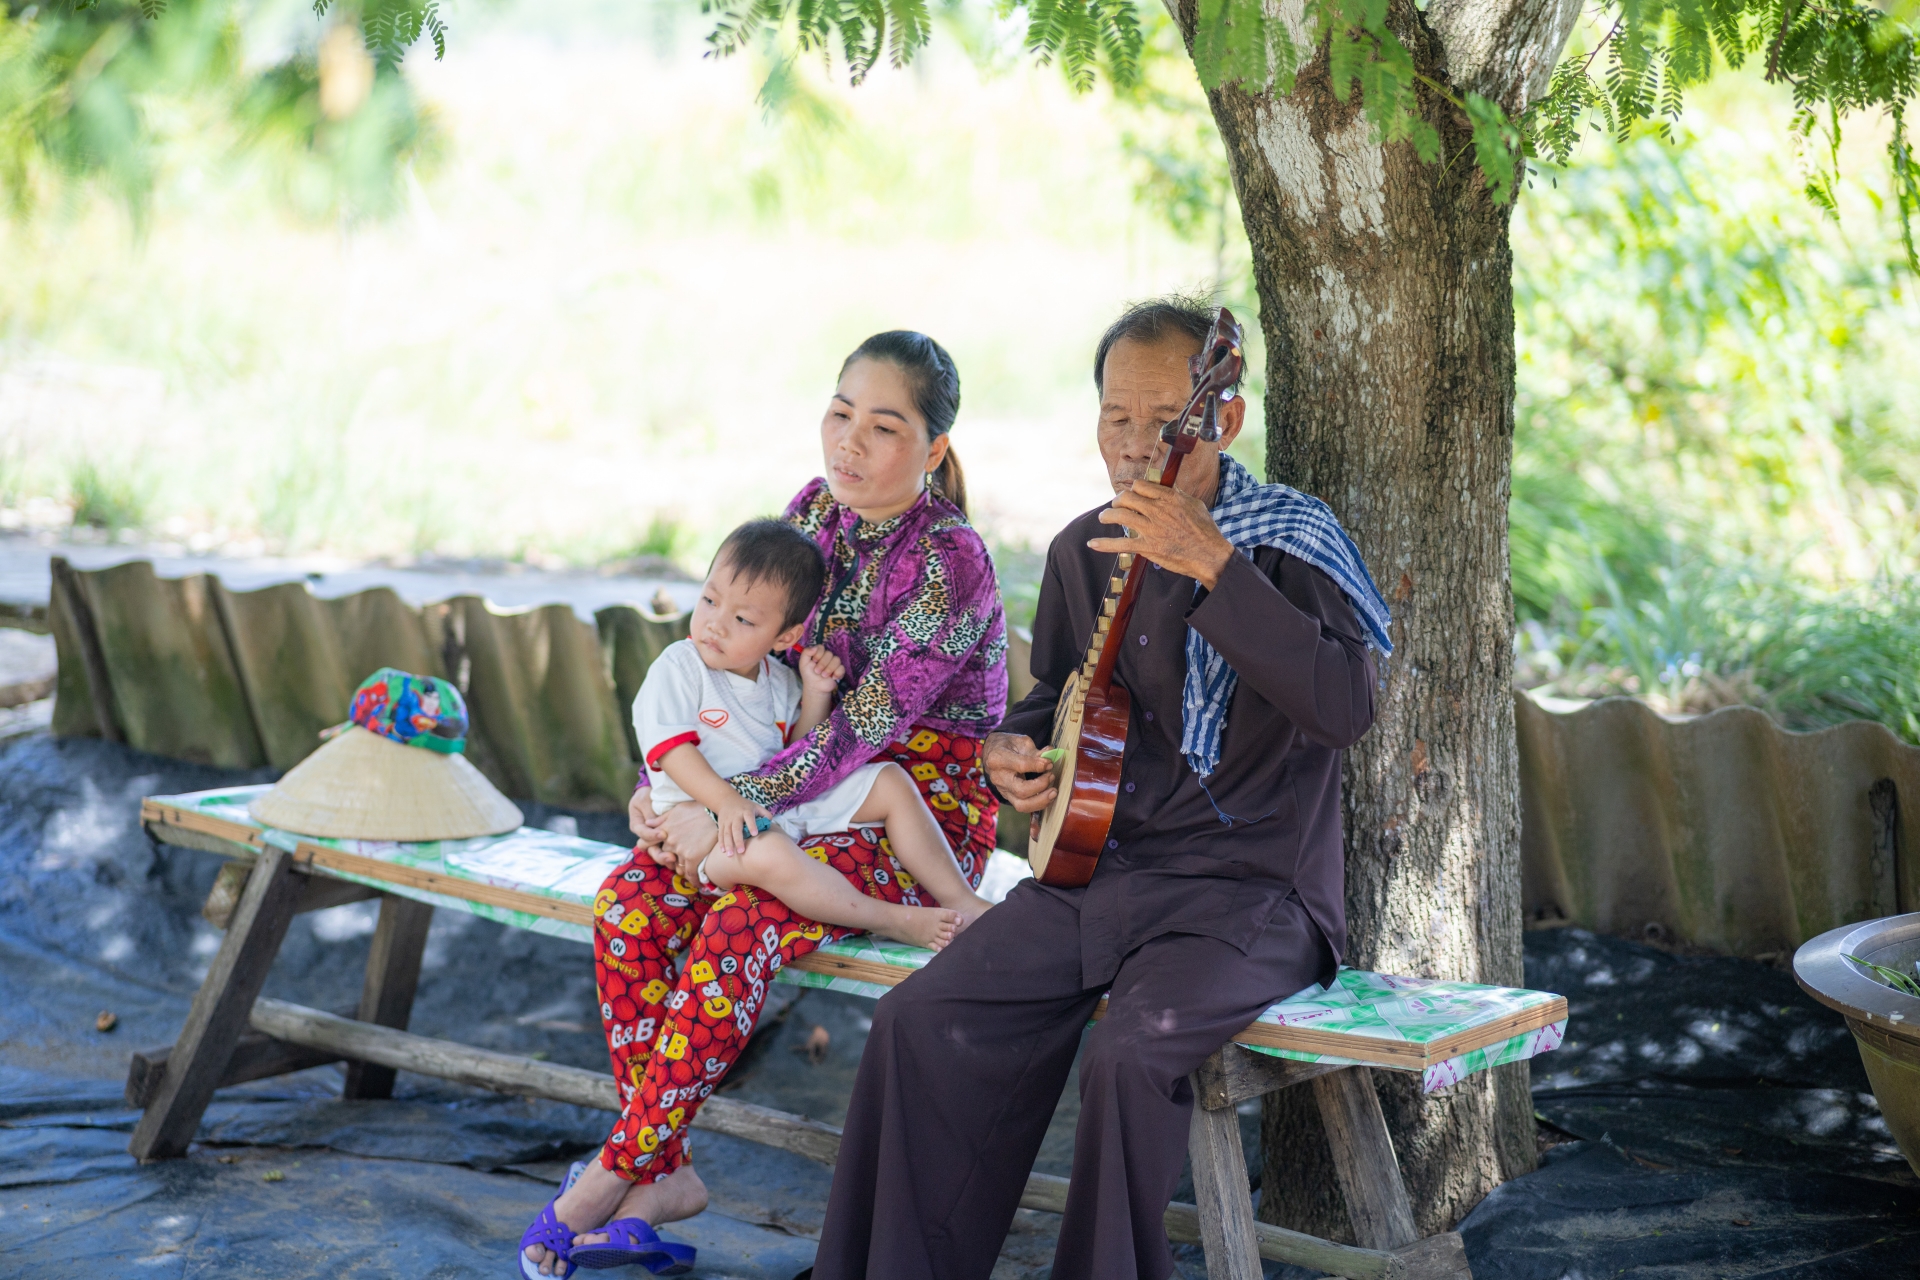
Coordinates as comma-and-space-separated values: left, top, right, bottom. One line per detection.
699, 709, 729, 728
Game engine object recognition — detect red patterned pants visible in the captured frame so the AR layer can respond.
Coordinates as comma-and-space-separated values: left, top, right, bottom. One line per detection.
592, 725, 997, 1182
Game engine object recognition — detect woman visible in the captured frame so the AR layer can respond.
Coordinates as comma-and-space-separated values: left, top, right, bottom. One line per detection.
522, 331, 1008, 1277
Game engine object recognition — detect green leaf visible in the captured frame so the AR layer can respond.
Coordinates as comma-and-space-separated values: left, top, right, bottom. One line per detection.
1465, 91, 1522, 202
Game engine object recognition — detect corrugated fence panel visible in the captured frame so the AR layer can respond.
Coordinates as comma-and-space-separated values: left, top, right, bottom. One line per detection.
218, 582, 445, 770
431, 599, 644, 810
48, 571, 102, 741
46, 559, 1919, 954
49, 560, 690, 809
1517, 693, 1918, 956
83, 561, 263, 768
598, 606, 694, 767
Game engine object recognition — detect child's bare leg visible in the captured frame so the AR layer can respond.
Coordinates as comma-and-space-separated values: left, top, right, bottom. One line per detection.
853, 764, 994, 926
704, 829, 962, 951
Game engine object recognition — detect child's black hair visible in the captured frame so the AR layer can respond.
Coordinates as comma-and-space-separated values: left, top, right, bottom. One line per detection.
712, 519, 826, 631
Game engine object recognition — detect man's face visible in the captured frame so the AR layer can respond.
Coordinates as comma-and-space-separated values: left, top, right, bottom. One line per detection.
1095, 334, 1243, 502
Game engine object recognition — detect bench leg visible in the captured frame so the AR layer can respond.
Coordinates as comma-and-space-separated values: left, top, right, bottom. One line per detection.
1186, 1071, 1263, 1280
129, 847, 306, 1160
1312, 1066, 1418, 1249
342, 895, 435, 1100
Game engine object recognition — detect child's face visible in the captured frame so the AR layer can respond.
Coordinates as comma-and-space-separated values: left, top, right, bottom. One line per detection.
691, 559, 805, 678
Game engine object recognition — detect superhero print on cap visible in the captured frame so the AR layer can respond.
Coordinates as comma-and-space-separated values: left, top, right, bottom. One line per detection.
347, 667, 470, 755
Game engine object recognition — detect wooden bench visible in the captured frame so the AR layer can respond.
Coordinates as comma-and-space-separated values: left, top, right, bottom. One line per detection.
132, 787, 1568, 1280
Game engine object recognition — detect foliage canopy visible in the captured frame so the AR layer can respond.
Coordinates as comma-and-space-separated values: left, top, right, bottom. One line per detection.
699, 0, 1918, 260
0, 0, 434, 221
7, 0, 1914, 257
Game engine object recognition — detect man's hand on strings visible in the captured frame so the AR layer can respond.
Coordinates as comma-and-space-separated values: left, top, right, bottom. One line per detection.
1089, 481, 1235, 589
985, 732, 1057, 814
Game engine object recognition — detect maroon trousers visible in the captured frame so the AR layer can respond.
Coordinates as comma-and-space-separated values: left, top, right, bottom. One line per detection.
813, 878, 1332, 1280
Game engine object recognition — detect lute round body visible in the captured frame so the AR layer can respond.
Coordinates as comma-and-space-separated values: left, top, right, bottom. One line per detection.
1027, 669, 1128, 887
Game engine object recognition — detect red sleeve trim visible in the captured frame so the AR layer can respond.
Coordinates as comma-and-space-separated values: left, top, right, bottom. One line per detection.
645, 730, 701, 771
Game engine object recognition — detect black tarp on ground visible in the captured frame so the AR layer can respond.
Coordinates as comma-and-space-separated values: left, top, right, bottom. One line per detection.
1453, 929, 1920, 1278
4, 734, 1917, 1278
0, 734, 1092, 1278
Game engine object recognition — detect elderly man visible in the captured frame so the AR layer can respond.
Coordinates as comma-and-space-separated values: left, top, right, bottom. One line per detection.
810, 298, 1391, 1280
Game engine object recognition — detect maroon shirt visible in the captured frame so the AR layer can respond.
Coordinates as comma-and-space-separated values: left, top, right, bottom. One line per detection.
999, 501, 1377, 988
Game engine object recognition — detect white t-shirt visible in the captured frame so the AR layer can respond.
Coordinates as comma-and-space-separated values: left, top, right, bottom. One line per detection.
633, 639, 803, 812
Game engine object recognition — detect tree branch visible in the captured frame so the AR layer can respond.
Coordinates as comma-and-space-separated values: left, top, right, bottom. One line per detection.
1426, 0, 1585, 113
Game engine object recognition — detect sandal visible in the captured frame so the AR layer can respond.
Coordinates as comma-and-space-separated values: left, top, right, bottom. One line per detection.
516, 1161, 590, 1278
569, 1217, 697, 1274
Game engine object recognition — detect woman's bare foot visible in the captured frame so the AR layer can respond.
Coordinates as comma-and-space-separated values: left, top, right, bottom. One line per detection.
875, 905, 963, 951
524, 1155, 628, 1276
571, 1162, 709, 1246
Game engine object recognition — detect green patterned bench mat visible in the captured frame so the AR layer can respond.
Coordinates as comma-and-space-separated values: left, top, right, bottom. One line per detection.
144, 786, 1566, 1094
789, 936, 1567, 1092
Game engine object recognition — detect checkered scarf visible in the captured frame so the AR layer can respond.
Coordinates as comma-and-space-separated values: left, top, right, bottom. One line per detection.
1182, 455, 1392, 779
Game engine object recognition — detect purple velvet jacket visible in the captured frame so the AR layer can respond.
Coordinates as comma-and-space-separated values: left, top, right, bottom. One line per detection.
637, 479, 1008, 815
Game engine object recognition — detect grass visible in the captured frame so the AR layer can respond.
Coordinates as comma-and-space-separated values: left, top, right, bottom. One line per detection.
1526, 553, 1920, 741
67, 457, 151, 532
1847, 954, 1920, 997
1506, 76, 1920, 742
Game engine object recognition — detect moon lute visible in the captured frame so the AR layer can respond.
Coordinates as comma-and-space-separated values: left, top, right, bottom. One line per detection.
1026, 308, 1246, 887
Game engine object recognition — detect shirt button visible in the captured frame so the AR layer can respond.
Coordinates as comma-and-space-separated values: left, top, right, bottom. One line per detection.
1106, 838, 1119, 850
1138, 634, 1149, 646
1124, 782, 1135, 793
1144, 711, 1154, 722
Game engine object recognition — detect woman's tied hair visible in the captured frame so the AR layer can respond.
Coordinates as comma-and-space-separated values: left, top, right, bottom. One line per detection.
842, 330, 960, 436
840, 330, 969, 515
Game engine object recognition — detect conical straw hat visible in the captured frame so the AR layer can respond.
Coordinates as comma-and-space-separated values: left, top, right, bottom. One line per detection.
250, 667, 522, 841
251, 726, 523, 841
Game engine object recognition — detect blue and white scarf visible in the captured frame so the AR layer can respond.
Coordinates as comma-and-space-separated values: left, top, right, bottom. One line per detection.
1181, 455, 1393, 779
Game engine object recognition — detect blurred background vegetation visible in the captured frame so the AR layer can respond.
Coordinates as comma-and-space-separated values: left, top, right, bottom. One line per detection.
0, 0, 1915, 741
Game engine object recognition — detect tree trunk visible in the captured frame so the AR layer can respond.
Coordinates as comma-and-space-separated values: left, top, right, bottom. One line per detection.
1175, 0, 1578, 1236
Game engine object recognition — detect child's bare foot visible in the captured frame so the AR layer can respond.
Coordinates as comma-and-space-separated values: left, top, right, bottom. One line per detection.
876, 906, 964, 951
954, 896, 993, 929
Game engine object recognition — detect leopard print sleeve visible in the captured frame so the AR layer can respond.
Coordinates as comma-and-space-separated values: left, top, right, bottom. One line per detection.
730, 514, 1006, 813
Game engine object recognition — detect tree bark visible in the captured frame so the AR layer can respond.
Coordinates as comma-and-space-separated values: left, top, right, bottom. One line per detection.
1175, 0, 1576, 1235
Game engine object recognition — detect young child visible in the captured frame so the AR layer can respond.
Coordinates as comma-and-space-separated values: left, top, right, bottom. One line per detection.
634, 518, 992, 950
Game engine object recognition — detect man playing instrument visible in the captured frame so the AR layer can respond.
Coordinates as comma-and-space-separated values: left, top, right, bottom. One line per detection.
810, 297, 1394, 1280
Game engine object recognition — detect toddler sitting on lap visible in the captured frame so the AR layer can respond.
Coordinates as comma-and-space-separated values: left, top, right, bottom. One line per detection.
635, 518, 992, 950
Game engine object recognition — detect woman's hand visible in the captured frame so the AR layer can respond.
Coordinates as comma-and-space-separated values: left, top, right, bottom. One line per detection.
984, 732, 1057, 814
799, 645, 846, 698
629, 788, 676, 868
629, 787, 663, 844
659, 802, 719, 883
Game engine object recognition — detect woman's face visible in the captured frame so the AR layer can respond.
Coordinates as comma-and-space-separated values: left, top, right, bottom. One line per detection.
820, 358, 949, 523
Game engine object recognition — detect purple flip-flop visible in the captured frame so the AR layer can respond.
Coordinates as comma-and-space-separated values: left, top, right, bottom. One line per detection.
516, 1161, 590, 1279
568, 1217, 697, 1274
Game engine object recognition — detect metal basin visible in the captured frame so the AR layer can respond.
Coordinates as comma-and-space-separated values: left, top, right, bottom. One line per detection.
1794, 912, 1920, 1177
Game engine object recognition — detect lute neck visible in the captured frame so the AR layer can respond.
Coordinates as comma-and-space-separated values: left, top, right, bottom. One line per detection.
1081, 442, 1192, 700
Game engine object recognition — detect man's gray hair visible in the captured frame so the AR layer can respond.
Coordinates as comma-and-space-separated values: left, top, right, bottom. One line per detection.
1092, 293, 1227, 394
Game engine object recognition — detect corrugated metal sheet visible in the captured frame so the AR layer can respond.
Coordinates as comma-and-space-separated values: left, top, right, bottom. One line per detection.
1519, 693, 1918, 956
44, 560, 1919, 953
48, 558, 680, 809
